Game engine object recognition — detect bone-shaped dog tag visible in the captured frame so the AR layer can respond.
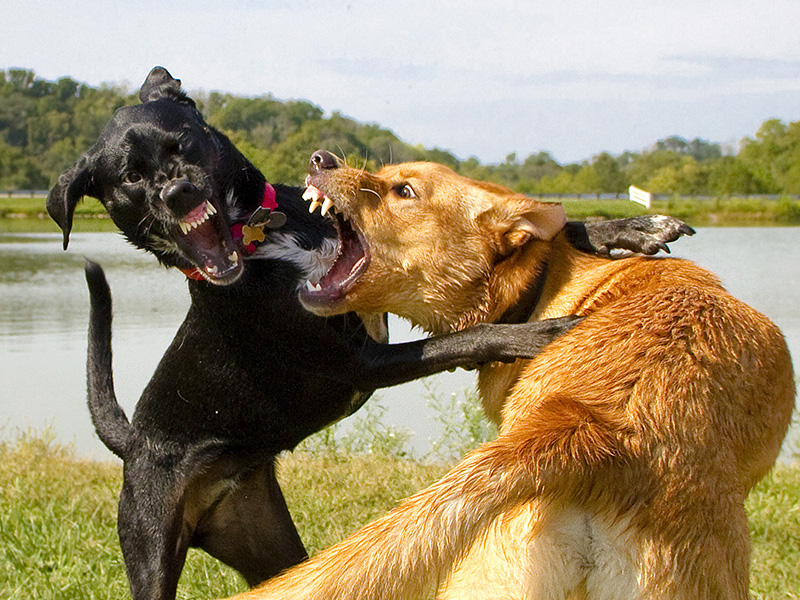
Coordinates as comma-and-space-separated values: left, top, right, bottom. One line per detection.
247, 206, 287, 230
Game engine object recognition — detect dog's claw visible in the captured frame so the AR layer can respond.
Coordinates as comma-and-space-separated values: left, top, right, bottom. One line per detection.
581, 215, 695, 257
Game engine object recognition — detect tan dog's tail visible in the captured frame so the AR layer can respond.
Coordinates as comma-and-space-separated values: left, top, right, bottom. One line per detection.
235, 437, 537, 600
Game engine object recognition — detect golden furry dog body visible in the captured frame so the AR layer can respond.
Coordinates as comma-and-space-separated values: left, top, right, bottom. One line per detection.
230, 159, 795, 600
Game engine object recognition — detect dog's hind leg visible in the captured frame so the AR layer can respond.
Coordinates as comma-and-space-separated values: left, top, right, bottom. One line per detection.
117, 452, 193, 600
190, 458, 308, 587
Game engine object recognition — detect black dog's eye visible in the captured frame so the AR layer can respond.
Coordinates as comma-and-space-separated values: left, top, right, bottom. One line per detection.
395, 183, 416, 199
124, 172, 142, 185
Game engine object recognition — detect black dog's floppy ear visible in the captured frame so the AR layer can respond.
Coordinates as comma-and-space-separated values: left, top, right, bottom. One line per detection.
139, 66, 195, 107
47, 154, 95, 250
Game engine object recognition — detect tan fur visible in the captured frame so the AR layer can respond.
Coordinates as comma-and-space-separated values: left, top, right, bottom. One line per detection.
228, 162, 795, 600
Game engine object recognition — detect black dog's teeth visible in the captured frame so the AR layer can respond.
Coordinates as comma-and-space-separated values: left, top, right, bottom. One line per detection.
178, 201, 216, 235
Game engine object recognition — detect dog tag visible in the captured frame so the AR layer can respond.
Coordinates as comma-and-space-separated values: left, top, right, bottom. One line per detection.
265, 211, 287, 229
241, 224, 266, 246
247, 206, 287, 230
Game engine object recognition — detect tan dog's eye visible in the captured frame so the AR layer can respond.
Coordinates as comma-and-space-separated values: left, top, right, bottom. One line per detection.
395, 184, 417, 199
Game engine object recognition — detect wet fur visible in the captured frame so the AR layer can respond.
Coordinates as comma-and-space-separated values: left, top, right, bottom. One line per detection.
232, 160, 796, 600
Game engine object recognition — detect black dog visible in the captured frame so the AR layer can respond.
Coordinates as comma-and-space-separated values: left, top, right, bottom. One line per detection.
47, 67, 693, 600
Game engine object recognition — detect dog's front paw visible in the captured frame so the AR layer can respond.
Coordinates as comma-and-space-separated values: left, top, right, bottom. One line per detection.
588, 215, 695, 256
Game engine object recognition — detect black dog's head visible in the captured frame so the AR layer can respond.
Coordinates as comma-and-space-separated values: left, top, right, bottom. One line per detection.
48, 67, 266, 284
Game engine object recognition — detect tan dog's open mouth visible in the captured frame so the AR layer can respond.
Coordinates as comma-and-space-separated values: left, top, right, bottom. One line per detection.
299, 184, 370, 311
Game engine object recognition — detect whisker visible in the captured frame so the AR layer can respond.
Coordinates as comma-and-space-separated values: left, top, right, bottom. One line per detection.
335, 145, 348, 167
359, 187, 382, 202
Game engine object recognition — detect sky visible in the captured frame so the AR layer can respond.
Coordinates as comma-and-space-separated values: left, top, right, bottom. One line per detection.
4, 0, 800, 165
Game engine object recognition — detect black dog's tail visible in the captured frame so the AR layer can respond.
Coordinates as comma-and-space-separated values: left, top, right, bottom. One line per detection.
84, 260, 132, 458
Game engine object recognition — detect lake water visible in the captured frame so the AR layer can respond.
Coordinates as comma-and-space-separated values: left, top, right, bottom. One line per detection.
1, 228, 798, 460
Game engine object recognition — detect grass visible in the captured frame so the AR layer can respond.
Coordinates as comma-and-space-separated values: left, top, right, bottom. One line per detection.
2, 418, 799, 599
0, 430, 446, 599
559, 195, 800, 226
0, 196, 115, 235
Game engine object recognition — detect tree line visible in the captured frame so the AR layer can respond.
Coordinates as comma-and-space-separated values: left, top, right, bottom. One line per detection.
2, 68, 799, 196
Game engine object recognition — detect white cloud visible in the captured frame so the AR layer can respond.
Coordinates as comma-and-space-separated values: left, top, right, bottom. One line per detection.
3, 0, 800, 162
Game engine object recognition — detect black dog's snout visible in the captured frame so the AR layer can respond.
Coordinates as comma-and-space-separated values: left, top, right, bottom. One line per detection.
310, 150, 339, 171
160, 180, 201, 214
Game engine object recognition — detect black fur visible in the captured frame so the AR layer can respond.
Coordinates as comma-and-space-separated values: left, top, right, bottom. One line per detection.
49, 67, 692, 600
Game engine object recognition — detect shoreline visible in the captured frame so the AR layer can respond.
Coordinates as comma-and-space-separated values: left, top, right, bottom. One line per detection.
3, 205, 800, 230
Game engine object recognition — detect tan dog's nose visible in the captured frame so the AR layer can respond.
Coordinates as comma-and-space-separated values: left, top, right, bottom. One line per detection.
310, 149, 339, 172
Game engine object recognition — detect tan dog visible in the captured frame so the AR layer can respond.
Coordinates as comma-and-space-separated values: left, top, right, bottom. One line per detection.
229, 153, 795, 600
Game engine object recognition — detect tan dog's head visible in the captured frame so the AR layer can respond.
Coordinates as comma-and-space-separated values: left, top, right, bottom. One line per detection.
300, 151, 566, 333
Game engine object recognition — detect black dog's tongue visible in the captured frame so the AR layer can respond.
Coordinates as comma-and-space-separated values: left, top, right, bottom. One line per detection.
176, 204, 243, 284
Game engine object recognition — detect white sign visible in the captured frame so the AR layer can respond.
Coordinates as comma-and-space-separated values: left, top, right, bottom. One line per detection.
628, 185, 652, 208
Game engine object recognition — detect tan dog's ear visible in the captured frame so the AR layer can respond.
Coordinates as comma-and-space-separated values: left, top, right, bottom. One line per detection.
481, 199, 567, 256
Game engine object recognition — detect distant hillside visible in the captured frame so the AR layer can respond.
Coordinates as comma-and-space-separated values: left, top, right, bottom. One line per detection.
2, 68, 800, 196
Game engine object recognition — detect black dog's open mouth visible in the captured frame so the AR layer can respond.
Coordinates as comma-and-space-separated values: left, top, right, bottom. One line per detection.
299, 185, 370, 309
173, 200, 244, 285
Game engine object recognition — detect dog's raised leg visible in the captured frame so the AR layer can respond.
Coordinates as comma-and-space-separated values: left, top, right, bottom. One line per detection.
226, 433, 542, 600
228, 415, 750, 600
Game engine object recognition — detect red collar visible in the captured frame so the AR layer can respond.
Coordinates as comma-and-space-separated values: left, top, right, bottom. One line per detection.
180, 183, 279, 281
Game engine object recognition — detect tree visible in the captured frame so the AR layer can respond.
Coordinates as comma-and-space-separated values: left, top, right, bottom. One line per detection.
590, 152, 627, 193
706, 157, 763, 195
1, 68, 799, 196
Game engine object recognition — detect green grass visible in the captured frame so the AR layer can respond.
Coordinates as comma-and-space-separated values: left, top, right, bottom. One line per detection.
0, 430, 446, 599
559, 195, 800, 226
0, 196, 115, 235
2, 425, 799, 599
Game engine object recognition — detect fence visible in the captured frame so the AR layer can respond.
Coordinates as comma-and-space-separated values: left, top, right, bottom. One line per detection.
2, 190, 50, 198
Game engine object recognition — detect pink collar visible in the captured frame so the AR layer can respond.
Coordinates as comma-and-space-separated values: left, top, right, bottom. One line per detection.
181, 183, 280, 281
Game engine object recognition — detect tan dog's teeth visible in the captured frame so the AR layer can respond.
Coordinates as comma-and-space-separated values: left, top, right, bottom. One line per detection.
309, 199, 321, 213
321, 197, 335, 216
302, 187, 318, 202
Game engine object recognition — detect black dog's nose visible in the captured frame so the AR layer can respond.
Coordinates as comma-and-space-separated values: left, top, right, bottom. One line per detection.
161, 179, 200, 214
310, 150, 339, 171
